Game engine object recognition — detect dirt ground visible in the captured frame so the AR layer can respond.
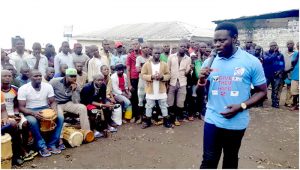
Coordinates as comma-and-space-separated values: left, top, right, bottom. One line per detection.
17, 88, 299, 169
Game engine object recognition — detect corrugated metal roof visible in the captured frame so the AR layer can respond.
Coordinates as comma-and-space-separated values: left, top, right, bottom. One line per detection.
73, 21, 213, 41
213, 9, 299, 24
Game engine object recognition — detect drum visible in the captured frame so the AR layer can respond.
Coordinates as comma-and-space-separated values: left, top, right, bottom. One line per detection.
40, 109, 57, 132
63, 127, 83, 147
80, 130, 94, 143
1, 133, 12, 169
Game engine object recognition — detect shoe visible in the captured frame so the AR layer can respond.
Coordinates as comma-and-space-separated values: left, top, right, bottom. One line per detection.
22, 153, 34, 162
48, 146, 61, 154
290, 106, 299, 111
122, 119, 127, 124
174, 119, 181, 126
108, 126, 118, 132
130, 117, 135, 123
141, 118, 152, 129
39, 148, 51, 157
188, 116, 194, 121
154, 119, 163, 126
284, 103, 292, 107
12, 157, 24, 166
28, 150, 38, 157
135, 118, 142, 124
57, 143, 66, 150
94, 130, 104, 138
110, 121, 118, 127
163, 117, 172, 128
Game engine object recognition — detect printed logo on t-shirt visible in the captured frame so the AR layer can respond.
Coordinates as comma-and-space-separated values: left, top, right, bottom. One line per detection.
230, 91, 239, 97
212, 90, 218, 95
232, 76, 242, 82
212, 76, 220, 82
234, 67, 245, 77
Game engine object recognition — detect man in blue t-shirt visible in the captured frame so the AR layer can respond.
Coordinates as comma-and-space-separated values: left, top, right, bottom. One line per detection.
290, 42, 299, 111
197, 22, 267, 169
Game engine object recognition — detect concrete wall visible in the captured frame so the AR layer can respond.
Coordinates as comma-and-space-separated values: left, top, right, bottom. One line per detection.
236, 17, 299, 51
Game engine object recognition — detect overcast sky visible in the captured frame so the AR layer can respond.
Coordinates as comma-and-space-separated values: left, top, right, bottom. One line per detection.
0, 0, 298, 49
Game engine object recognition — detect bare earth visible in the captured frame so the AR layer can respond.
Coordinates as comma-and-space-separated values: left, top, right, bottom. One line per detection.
18, 88, 299, 169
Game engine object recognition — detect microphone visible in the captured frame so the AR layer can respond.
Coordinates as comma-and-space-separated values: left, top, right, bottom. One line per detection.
206, 49, 218, 68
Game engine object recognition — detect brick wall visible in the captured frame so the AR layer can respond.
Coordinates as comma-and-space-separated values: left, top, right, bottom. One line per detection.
237, 17, 299, 52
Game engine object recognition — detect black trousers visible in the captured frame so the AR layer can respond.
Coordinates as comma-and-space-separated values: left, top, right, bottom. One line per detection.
130, 79, 139, 119
200, 122, 246, 169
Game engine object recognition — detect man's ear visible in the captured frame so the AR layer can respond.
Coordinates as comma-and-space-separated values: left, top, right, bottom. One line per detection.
232, 34, 238, 44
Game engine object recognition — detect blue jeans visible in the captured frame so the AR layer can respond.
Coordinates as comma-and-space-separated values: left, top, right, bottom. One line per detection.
145, 99, 168, 117
200, 122, 245, 169
266, 77, 284, 107
25, 106, 64, 150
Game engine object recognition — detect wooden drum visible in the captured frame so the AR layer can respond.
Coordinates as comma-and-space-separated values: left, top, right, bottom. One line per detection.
80, 130, 95, 143
1, 133, 12, 169
63, 127, 83, 147
40, 109, 57, 132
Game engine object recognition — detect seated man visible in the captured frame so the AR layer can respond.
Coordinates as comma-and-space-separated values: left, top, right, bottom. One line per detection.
1, 92, 27, 165
16, 65, 31, 86
1, 70, 37, 162
3, 64, 20, 87
54, 64, 68, 78
18, 69, 64, 157
81, 74, 117, 138
74, 62, 88, 90
111, 64, 132, 123
140, 47, 172, 128
42, 67, 55, 83
49, 68, 91, 131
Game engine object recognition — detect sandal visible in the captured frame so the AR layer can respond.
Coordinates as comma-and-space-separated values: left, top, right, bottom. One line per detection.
188, 116, 194, 121
28, 150, 38, 157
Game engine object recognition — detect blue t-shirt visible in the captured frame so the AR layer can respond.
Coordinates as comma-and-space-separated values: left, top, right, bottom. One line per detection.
202, 48, 266, 130
110, 54, 128, 67
291, 51, 299, 81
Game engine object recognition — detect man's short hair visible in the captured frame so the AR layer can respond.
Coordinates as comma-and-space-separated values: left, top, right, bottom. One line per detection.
215, 22, 238, 37
115, 64, 125, 71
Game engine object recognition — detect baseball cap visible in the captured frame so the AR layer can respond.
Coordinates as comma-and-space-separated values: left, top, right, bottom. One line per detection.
115, 42, 123, 48
65, 68, 77, 76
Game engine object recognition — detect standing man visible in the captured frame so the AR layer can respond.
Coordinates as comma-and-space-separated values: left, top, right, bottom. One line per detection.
282, 40, 297, 107
25, 42, 48, 76
99, 39, 112, 67
9, 38, 29, 74
263, 42, 285, 108
167, 41, 191, 126
49, 68, 91, 131
110, 42, 128, 71
160, 44, 170, 63
198, 22, 267, 169
54, 41, 74, 74
72, 43, 90, 72
18, 70, 64, 157
16, 65, 31, 87
199, 42, 208, 62
243, 38, 255, 55
87, 45, 104, 82
126, 40, 141, 123
141, 47, 172, 128
44, 43, 56, 67
290, 42, 299, 111
74, 62, 88, 90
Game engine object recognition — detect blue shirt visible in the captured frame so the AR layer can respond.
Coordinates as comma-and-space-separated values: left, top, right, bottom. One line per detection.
291, 51, 299, 81
202, 48, 266, 130
262, 51, 285, 79
110, 54, 128, 67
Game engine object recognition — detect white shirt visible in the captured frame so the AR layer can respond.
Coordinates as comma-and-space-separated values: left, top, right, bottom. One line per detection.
8, 51, 30, 73
18, 82, 54, 108
146, 62, 167, 100
25, 54, 49, 76
87, 57, 103, 82
54, 52, 74, 74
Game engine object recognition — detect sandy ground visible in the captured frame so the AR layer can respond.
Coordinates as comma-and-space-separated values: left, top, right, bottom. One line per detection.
17, 88, 299, 169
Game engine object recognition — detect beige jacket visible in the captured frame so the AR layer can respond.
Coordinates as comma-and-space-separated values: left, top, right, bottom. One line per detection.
167, 54, 191, 86
141, 60, 170, 94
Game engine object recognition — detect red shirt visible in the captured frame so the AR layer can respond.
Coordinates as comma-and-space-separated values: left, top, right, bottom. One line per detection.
126, 52, 139, 79
118, 75, 125, 91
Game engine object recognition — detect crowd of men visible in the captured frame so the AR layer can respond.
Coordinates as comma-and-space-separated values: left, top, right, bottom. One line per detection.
1, 22, 299, 167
